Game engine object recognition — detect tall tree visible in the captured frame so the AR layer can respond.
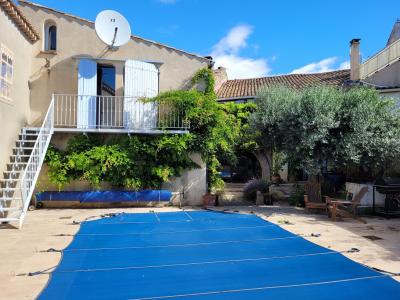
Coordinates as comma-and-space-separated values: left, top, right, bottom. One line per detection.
250, 85, 400, 180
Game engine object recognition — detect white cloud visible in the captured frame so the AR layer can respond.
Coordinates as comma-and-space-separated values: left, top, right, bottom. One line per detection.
291, 57, 350, 74
339, 60, 350, 69
211, 25, 270, 79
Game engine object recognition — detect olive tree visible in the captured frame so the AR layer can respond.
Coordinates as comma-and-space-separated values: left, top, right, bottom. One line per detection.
250, 85, 400, 179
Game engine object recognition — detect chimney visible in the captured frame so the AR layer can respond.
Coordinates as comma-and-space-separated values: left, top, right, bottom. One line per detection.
350, 38, 361, 81
213, 66, 228, 92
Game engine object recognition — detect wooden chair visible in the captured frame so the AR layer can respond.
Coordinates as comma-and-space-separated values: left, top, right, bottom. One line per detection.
304, 181, 327, 211
326, 186, 368, 223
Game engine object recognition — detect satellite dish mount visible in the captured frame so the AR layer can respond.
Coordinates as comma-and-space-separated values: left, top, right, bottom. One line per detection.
95, 10, 131, 49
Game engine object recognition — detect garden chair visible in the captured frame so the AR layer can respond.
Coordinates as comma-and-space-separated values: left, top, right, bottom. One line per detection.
303, 180, 327, 211
326, 186, 368, 224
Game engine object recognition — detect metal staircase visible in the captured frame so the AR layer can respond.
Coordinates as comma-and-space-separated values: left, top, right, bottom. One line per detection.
0, 101, 54, 228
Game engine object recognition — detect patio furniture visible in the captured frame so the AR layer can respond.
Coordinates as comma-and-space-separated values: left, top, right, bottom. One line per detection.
326, 186, 368, 223
304, 181, 327, 211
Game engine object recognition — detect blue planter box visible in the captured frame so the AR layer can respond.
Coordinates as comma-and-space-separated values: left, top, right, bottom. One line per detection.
35, 190, 172, 203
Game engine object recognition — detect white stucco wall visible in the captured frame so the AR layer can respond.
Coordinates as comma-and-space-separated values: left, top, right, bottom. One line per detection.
0, 7, 33, 176
163, 153, 207, 206
345, 182, 385, 207
18, 2, 210, 125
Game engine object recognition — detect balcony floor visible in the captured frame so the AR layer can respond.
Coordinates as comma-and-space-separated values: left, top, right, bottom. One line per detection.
53, 127, 188, 134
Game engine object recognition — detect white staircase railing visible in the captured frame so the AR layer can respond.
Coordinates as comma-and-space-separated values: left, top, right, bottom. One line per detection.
360, 39, 400, 79
17, 98, 54, 228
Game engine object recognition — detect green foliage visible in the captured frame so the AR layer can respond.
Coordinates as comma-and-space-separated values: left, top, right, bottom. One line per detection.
191, 68, 215, 95
221, 102, 258, 153
287, 184, 305, 207
243, 178, 270, 201
251, 85, 400, 176
45, 134, 199, 190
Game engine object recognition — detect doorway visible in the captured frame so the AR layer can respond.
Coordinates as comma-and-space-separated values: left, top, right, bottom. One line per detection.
96, 64, 116, 127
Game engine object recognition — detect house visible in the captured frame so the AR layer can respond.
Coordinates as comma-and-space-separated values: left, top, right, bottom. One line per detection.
0, 0, 212, 227
357, 19, 400, 102
215, 19, 400, 104
215, 68, 350, 103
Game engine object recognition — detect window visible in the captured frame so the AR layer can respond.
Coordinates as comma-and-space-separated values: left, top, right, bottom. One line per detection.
44, 21, 57, 51
0, 45, 13, 101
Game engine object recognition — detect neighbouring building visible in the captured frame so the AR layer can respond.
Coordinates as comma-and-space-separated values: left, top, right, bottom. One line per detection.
0, 0, 212, 227
214, 19, 400, 209
214, 20, 400, 104
215, 67, 350, 103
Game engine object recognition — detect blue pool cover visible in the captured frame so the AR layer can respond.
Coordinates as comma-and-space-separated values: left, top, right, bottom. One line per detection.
38, 211, 400, 299
35, 190, 172, 203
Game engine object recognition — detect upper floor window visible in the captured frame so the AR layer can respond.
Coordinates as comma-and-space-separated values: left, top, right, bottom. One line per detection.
44, 21, 57, 51
0, 45, 13, 102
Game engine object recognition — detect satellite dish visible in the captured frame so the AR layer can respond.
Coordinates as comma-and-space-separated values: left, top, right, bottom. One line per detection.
95, 10, 131, 47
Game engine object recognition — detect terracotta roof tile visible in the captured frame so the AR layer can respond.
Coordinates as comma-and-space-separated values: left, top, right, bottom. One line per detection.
217, 69, 350, 100
0, 0, 39, 43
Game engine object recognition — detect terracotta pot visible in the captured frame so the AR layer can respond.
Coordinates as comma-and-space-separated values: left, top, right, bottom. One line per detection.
202, 194, 216, 207
271, 174, 281, 184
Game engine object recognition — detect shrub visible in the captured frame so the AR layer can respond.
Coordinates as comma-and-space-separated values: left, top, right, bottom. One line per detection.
243, 179, 270, 201
287, 184, 305, 207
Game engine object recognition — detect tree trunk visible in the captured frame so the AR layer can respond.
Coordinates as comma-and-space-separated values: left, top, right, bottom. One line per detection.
253, 149, 272, 180
305, 174, 322, 202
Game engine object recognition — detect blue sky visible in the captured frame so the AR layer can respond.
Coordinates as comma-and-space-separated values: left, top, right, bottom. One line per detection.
22, 0, 400, 79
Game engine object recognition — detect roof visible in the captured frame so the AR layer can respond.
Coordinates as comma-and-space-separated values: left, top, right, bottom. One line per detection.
387, 19, 400, 46
18, 0, 211, 64
216, 69, 351, 100
0, 0, 39, 42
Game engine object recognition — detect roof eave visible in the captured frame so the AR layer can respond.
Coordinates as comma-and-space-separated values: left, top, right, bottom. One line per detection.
0, 0, 39, 43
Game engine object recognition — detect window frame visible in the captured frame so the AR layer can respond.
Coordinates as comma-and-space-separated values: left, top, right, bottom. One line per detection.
44, 20, 57, 52
0, 44, 13, 103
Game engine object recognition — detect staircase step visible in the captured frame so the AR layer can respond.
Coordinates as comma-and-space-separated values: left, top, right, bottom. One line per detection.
1, 179, 22, 182
0, 207, 21, 212
15, 140, 36, 143
0, 217, 21, 223
19, 133, 39, 136
1, 197, 22, 201
13, 147, 34, 150
3, 170, 35, 174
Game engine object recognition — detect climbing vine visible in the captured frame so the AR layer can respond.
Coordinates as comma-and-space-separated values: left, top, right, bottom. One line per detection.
191, 68, 215, 95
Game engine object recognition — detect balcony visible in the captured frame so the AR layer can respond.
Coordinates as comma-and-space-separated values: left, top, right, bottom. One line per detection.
52, 94, 189, 134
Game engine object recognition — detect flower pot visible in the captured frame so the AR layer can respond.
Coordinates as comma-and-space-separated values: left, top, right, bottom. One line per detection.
272, 174, 282, 184
202, 194, 216, 207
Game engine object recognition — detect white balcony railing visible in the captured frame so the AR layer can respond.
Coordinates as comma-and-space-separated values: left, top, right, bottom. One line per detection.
360, 39, 400, 79
53, 94, 189, 133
